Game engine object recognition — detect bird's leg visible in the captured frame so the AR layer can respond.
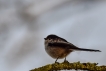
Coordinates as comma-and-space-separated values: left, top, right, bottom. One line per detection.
64, 57, 68, 63
55, 57, 59, 63
52, 57, 59, 71
64, 57, 66, 62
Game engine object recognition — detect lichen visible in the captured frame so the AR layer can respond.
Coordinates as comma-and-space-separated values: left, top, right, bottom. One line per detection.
30, 61, 106, 71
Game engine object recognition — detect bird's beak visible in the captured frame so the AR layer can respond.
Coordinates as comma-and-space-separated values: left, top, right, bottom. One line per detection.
44, 38, 46, 40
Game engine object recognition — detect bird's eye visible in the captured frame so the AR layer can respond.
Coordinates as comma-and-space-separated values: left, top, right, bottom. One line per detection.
48, 38, 51, 40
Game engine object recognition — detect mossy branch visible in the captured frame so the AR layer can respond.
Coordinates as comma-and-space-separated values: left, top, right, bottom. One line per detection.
30, 61, 106, 71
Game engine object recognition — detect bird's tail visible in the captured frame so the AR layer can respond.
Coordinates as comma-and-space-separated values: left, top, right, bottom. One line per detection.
70, 48, 101, 52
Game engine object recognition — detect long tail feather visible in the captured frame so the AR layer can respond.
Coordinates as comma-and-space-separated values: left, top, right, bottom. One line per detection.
70, 48, 101, 52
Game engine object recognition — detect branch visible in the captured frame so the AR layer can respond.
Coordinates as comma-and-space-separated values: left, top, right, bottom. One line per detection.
30, 61, 106, 71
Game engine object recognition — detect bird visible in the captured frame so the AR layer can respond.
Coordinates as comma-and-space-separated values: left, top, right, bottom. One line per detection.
44, 34, 101, 62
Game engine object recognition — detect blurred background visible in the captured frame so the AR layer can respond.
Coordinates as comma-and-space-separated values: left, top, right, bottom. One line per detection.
0, 0, 106, 71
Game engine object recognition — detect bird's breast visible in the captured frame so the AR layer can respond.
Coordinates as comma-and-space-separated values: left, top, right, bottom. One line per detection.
45, 46, 72, 59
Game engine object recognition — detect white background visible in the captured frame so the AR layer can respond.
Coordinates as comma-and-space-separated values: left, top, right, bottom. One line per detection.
0, 0, 106, 71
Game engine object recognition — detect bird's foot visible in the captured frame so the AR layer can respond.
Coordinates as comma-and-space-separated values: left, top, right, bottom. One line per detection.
63, 59, 69, 63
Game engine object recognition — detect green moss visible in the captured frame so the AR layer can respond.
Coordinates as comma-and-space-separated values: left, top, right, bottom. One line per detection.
30, 61, 106, 71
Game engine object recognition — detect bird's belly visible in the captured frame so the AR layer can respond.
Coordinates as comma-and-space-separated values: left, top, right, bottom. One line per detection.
45, 46, 72, 59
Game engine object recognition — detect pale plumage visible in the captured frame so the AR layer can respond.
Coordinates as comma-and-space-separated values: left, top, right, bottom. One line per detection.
44, 34, 101, 62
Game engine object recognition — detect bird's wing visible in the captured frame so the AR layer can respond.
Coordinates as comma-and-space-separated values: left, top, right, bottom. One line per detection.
48, 42, 101, 52
48, 42, 78, 49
